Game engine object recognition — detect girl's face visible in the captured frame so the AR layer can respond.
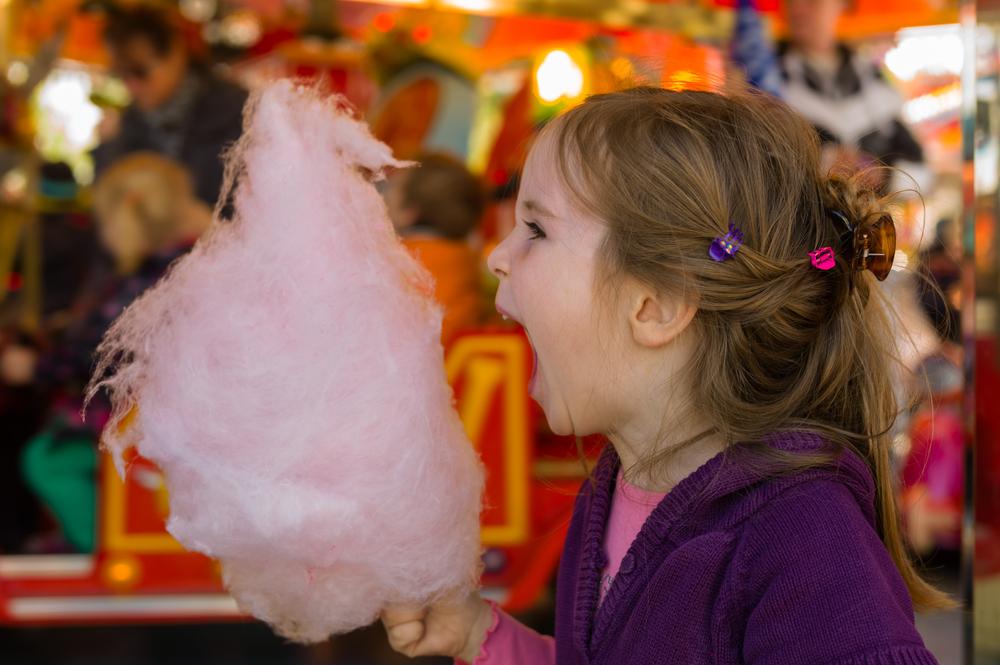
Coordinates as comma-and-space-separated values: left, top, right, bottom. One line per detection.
487, 134, 622, 436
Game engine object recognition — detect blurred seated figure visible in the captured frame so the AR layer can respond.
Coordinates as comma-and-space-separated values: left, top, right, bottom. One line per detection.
384, 153, 487, 346
1, 153, 210, 552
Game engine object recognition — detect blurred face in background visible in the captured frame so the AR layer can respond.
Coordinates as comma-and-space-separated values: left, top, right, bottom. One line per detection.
110, 35, 188, 112
383, 170, 417, 233
97, 195, 151, 274
94, 154, 196, 274
784, 0, 846, 55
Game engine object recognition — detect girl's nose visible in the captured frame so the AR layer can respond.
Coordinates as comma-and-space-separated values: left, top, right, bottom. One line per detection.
487, 239, 510, 279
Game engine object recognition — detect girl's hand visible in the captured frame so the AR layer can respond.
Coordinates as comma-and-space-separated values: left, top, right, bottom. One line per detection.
381, 592, 493, 662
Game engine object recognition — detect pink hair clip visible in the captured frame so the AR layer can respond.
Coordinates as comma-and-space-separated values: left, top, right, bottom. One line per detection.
809, 246, 836, 271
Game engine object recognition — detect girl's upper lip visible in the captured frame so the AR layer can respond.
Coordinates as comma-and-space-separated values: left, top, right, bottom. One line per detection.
496, 304, 523, 326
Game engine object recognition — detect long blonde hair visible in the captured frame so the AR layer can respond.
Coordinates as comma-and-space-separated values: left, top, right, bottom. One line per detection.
547, 87, 952, 611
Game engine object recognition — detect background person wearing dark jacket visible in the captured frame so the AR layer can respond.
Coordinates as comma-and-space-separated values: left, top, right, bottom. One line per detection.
93, 4, 247, 208
778, 0, 928, 192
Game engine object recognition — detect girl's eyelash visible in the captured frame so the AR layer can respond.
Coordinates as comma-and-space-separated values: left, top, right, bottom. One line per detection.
525, 221, 546, 239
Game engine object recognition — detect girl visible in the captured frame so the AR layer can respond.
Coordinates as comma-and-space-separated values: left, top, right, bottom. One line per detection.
381, 87, 950, 664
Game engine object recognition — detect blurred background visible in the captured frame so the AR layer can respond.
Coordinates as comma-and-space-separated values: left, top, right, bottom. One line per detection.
0, 0, 996, 662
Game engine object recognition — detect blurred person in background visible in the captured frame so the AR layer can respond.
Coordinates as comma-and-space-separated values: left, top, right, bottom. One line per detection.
384, 153, 487, 346
0, 295, 46, 553
0, 161, 96, 552
778, 0, 928, 192
896, 218, 964, 558
902, 354, 963, 556
93, 4, 247, 208
917, 218, 962, 352
34, 161, 100, 321
0, 153, 211, 552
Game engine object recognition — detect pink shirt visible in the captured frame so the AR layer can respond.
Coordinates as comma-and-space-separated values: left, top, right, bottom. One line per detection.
460, 473, 666, 665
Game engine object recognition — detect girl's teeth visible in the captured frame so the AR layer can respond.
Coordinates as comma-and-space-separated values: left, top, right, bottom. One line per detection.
501, 315, 510, 321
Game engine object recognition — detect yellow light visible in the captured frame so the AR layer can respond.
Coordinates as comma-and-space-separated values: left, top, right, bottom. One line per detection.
6, 61, 28, 86
35, 69, 102, 153
221, 11, 262, 48
535, 50, 584, 104
341, 0, 425, 5
440, 0, 496, 11
610, 57, 633, 81
665, 70, 702, 92
1, 168, 28, 203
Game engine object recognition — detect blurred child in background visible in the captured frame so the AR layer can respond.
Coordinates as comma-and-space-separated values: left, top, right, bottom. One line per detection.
385, 152, 487, 346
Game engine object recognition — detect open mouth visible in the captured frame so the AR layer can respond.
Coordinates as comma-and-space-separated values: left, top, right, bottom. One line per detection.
528, 340, 539, 393
497, 304, 539, 394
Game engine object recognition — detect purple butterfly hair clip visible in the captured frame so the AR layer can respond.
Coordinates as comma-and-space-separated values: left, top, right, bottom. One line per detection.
709, 223, 744, 262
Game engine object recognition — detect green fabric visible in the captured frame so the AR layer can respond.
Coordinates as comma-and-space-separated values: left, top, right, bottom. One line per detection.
21, 424, 97, 552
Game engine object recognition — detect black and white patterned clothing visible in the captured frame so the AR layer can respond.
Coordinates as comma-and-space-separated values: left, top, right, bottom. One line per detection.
777, 42, 923, 169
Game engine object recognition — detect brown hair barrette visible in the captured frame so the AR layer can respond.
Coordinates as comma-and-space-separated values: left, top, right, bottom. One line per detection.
811, 209, 896, 282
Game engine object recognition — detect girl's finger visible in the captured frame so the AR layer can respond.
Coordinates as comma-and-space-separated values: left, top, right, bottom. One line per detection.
381, 605, 426, 654
386, 619, 425, 654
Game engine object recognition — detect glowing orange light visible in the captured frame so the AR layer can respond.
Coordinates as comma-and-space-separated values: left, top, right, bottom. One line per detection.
664, 70, 702, 92
412, 24, 432, 44
610, 57, 633, 81
373, 13, 395, 33
101, 554, 142, 591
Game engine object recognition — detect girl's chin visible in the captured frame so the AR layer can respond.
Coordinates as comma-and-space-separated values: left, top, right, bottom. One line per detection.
536, 401, 575, 437
528, 358, 575, 436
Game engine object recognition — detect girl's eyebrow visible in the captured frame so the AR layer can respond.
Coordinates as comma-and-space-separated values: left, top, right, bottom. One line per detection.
522, 199, 557, 219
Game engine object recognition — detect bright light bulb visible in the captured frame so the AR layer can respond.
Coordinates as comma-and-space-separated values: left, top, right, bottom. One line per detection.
536, 50, 584, 103
36, 70, 102, 152
6, 61, 28, 86
221, 12, 262, 48
885, 26, 963, 81
440, 0, 495, 10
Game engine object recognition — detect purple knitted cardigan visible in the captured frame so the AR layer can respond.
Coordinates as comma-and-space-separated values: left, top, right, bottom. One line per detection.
553, 431, 940, 664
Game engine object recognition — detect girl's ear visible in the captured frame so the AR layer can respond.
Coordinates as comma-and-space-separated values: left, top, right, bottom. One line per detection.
628, 286, 698, 348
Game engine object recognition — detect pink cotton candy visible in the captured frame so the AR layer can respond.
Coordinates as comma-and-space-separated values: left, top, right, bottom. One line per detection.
86, 80, 484, 642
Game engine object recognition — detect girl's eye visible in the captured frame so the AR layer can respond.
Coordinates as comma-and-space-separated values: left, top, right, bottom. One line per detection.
525, 221, 546, 240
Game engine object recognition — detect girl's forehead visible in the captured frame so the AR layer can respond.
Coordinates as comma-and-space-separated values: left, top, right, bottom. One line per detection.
524, 131, 558, 173
520, 135, 571, 210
